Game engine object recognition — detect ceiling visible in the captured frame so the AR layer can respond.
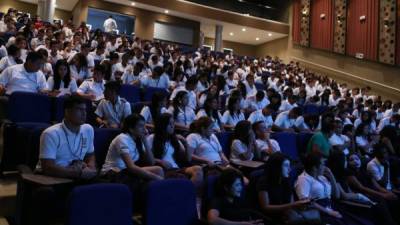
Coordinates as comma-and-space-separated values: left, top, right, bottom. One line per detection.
106, 0, 288, 45
19, 0, 78, 11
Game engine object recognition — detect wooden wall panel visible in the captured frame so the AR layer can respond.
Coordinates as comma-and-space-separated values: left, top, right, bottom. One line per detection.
397, 0, 400, 65
311, 0, 334, 50
333, 0, 347, 54
379, 0, 397, 65
346, 0, 379, 61
300, 0, 311, 46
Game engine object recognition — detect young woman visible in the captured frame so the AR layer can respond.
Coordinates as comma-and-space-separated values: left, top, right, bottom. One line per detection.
121, 61, 146, 86
147, 113, 203, 187
69, 52, 89, 83
196, 96, 223, 132
354, 111, 376, 135
355, 123, 376, 157
140, 91, 168, 126
141, 66, 169, 89
208, 168, 267, 225
252, 121, 281, 157
221, 96, 245, 129
186, 117, 230, 167
101, 114, 164, 191
230, 121, 262, 161
257, 152, 311, 224
167, 91, 196, 131
47, 59, 78, 97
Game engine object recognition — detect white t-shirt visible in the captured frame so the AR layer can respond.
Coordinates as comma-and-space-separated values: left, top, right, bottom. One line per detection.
95, 97, 131, 126
103, 18, 118, 33
367, 158, 391, 190
230, 139, 253, 160
46, 76, 78, 96
196, 109, 222, 132
279, 100, 297, 112
255, 139, 280, 154
295, 171, 332, 200
147, 134, 181, 169
140, 106, 167, 124
186, 133, 223, 163
274, 111, 296, 129
167, 106, 196, 126
37, 122, 94, 168
69, 65, 90, 80
329, 133, 350, 155
0, 64, 47, 95
141, 74, 170, 89
0, 56, 17, 72
247, 110, 273, 128
170, 87, 197, 110
77, 79, 105, 101
355, 135, 373, 154
221, 110, 245, 127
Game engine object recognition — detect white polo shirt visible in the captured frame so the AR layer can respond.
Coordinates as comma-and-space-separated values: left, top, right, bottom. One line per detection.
279, 100, 297, 112
0, 64, 47, 95
230, 139, 253, 160
147, 134, 181, 169
295, 171, 332, 200
196, 109, 222, 132
186, 133, 223, 163
247, 110, 273, 128
46, 76, 78, 96
140, 106, 167, 124
101, 133, 143, 174
141, 74, 169, 89
274, 111, 296, 129
0, 56, 17, 72
255, 139, 280, 153
221, 110, 245, 127
37, 121, 94, 168
377, 117, 397, 133
170, 87, 197, 110
167, 106, 196, 126
95, 97, 131, 126
367, 158, 392, 190
329, 133, 350, 155
77, 79, 105, 101
69, 65, 90, 81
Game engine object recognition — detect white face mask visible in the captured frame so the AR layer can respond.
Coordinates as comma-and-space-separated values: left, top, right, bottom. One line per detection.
282, 160, 291, 178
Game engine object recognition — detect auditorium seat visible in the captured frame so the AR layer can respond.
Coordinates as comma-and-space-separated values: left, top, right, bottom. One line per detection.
142, 87, 169, 102
93, 128, 121, 168
296, 132, 314, 158
67, 184, 133, 225
271, 132, 298, 160
120, 84, 141, 104
8, 92, 52, 123
303, 104, 319, 115
144, 179, 199, 225
215, 132, 233, 157
132, 101, 149, 114
53, 96, 95, 124
201, 175, 218, 218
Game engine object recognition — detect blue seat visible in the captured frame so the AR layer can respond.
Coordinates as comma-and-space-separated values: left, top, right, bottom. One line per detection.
94, 128, 121, 168
142, 87, 169, 102
255, 83, 266, 91
271, 132, 299, 160
297, 132, 314, 156
1, 122, 50, 172
303, 104, 319, 115
8, 92, 52, 123
67, 184, 133, 225
215, 132, 233, 158
120, 85, 141, 104
201, 175, 219, 218
144, 179, 198, 225
132, 101, 149, 114
53, 96, 95, 123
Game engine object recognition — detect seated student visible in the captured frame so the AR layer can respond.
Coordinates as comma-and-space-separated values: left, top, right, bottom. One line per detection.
147, 113, 203, 187
69, 52, 90, 84
88, 41, 106, 65
101, 114, 164, 181
221, 96, 245, 129
354, 111, 377, 135
37, 48, 53, 77
230, 120, 263, 161
112, 52, 130, 80
355, 123, 376, 157
196, 96, 223, 132
48, 40, 63, 66
272, 107, 302, 132
140, 91, 168, 126
121, 61, 146, 85
295, 114, 319, 132
329, 119, 351, 155
367, 143, 399, 194
327, 150, 397, 225
77, 64, 106, 102
37, 95, 97, 179
167, 90, 196, 131
198, 84, 218, 108
307, 113, 335, 158
0, 44, 21, 72
170, 75, 197, 110
186, 117, 230, 166
208, 168, 267, 225
95, 81, 131, 128
0, 51, 47, 95
247, 90, 270, 112
377, 114, 400, 133
47, 59, 78, 97
243, 73, 257, 98
141, 66, 169, 89
257, 152, 311, 224
279, 95, 298, 112
252, 121, 280, 156
247, 104, 274, 129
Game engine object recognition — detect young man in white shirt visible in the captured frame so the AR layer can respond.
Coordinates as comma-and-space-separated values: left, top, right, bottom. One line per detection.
247, 104, 274, 129
367, 144, 394, 192
329, 119, 351, 155
279, 95, 298, 112
169, 76, 197, 111
77, 64, 105, 102
0, 44, 21, 72
377, 114, 400, 133
273, 107, 302, 132
253, 121, 280, 156
103, 15, 118, 33
37, 95, 97, 179
95, 81, 131, 128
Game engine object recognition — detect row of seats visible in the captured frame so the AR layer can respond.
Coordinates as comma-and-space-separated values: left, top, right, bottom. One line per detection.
1, 122, 312, 172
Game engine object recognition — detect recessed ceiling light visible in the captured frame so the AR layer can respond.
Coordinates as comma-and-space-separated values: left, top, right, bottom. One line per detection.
238, 0, 244, 2
131, 2, 136, 6
268, 33, 272, 37
164, 10, 169, 14
264, 5, 273, 9
242, 28, 246, 32
256, 37, 260, 41
229, 32, 234, 36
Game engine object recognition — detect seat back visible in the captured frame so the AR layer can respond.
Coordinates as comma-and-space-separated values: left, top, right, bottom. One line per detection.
215, 132, 233, 158
201, 175, 219, 218
303, 104, 319, 115
120, 85, 141, 104
296, 132, 314, 157
94, 128, 121, 168
53, 96, 94, 123
271, 132, 299, 160
67, 184, 133, 225
142, 87, 169, 102
8, 92, 52, 123
145, 179, 197, 225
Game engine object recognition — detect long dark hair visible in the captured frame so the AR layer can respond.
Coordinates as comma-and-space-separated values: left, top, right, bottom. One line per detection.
327, 150, 346, 182
133, 61, 144, 76
227, 96, 240, 117
233, 120, 251, 146
265, 152, 290, 185
172, 91, 187, 120
203, 96, 220, 124
149, 91, 167, 122
53, 60, 71, 90
153, 113, 182, 160
215, 168, 244, 197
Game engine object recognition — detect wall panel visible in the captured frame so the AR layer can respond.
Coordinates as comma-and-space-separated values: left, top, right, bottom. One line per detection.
333, 0, 347, 54
292, 0, 302, 44
300, 0, 311, 46
378, 0, 396, 65
397, 0, 400, 65
310, 0, 334, 50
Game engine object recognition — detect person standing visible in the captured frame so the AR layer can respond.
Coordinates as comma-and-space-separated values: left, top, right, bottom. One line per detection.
103, 15, 117, 34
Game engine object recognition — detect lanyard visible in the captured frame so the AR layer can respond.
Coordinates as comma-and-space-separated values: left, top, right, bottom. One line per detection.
62, 126, 83, 160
